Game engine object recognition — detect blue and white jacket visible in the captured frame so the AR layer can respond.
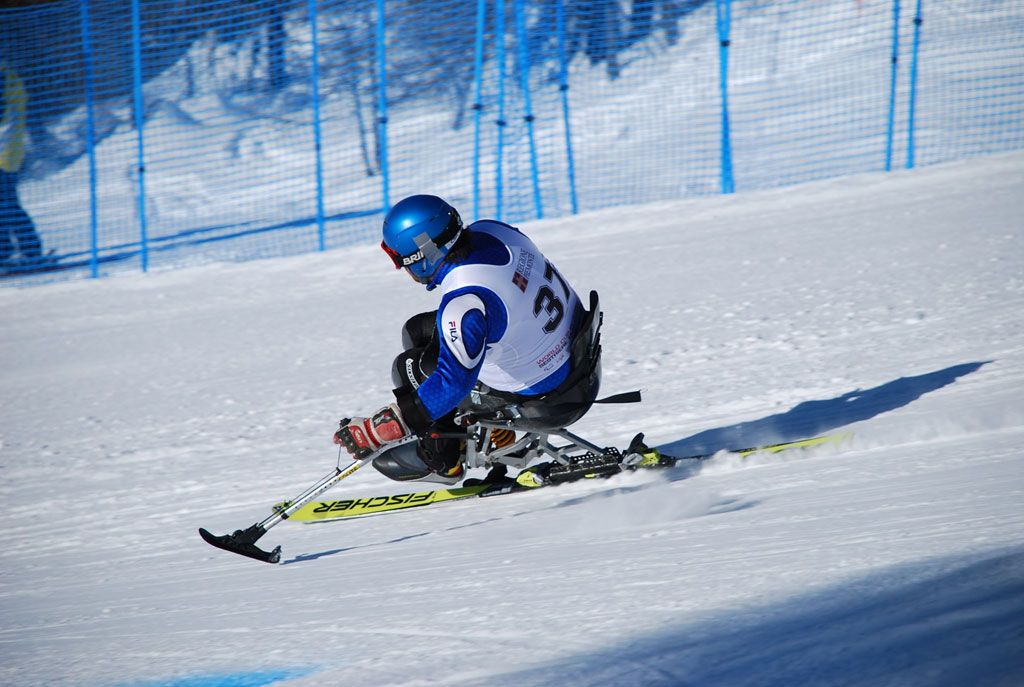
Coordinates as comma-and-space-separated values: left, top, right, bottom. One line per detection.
397, 220, 581, 431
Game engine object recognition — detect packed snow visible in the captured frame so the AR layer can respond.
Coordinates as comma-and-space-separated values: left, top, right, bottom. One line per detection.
1, 151, 1023, 686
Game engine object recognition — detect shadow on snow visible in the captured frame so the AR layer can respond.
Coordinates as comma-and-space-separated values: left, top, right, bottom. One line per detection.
459, 548, 1024, 687
281, 531, 431, 565
659, 361, 990, 458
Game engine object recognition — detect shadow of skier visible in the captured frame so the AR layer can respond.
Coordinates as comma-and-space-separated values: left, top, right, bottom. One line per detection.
659, 361, 990, 457
281, 531, 431, 565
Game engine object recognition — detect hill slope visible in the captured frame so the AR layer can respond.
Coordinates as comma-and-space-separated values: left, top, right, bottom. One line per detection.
0, 152, 1022, 686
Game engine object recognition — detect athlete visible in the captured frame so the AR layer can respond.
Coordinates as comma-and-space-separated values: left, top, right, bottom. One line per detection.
333, 194, 601, 484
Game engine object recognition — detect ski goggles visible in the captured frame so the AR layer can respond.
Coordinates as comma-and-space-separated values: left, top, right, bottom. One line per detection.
381, 240, 410, 270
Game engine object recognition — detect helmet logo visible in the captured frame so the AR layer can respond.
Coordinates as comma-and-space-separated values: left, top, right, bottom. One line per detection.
401, 250, 424, 266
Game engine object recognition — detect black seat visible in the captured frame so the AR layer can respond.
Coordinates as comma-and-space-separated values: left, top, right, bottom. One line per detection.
467, 290, 602, 431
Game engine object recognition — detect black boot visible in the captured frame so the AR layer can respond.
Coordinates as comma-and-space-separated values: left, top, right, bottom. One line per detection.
417, 434, 465, 482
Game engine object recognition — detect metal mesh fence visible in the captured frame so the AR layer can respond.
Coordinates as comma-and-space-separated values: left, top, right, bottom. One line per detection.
1, 0, 1022, 284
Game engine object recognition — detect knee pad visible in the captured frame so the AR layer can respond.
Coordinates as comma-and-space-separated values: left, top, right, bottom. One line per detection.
391, 347, 437, 390
402, 311, 438, 351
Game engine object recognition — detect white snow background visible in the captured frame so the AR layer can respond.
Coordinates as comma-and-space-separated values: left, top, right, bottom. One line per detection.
1, 148, 1022, 686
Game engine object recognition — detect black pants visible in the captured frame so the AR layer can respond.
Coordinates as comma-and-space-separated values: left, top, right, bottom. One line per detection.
0, 170, 42, 261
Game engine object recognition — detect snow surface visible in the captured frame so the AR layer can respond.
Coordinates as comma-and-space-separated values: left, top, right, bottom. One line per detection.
1, 152, 1023, 686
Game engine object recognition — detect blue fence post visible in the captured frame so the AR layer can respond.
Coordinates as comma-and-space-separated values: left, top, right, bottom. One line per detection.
79, 0, 100, 278
715, 0, 735, 194
375, 0, 391, 213
309, 0, 326, 251
514, 0, 543, 220
906, 0, 923, 169
555, 0, 578, 215
471, 0, 487, 221
130, 0, 149, 271
884, 0, 900, 171
494, 0, 507, 221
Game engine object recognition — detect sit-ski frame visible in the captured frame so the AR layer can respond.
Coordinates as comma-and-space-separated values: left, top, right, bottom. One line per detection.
460, 415, 607, 471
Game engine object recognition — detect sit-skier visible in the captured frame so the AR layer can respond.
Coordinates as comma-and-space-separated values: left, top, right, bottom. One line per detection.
333, 194, 607, 484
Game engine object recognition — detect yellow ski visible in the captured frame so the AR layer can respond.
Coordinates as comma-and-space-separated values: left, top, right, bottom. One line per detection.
275, 484, 495, 521
274, 433, 851, 523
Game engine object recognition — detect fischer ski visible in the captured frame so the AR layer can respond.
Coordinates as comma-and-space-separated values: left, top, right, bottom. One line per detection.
273, 483, 497, 521
275, 433, 850, 523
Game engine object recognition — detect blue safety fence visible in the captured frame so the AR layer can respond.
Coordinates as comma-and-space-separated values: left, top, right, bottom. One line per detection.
0, 0, 1022, 285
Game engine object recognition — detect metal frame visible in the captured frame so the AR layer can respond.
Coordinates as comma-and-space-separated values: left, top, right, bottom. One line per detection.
461, 418, 606, 471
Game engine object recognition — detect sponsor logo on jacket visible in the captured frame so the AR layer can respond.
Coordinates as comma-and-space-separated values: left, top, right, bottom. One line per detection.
512, 249, 535, 291
536, 333, 571, 368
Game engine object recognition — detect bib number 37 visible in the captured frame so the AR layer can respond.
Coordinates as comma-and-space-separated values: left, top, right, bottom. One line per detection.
534, 261, 570, 333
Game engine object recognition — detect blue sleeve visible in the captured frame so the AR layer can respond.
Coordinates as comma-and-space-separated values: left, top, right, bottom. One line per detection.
415, 287, 507, 421
416, 310, 486, 420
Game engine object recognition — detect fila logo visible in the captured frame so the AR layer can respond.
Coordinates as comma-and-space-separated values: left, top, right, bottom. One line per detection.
448, 320, 459, 343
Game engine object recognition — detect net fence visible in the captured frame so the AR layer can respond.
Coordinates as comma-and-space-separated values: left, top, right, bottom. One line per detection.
1, 0, 1021, 284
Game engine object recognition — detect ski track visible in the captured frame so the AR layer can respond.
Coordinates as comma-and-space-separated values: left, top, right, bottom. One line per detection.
1, 153, 1023, 686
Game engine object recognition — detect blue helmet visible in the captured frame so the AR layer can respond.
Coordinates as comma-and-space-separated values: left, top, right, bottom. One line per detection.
381, 195, 464, 284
